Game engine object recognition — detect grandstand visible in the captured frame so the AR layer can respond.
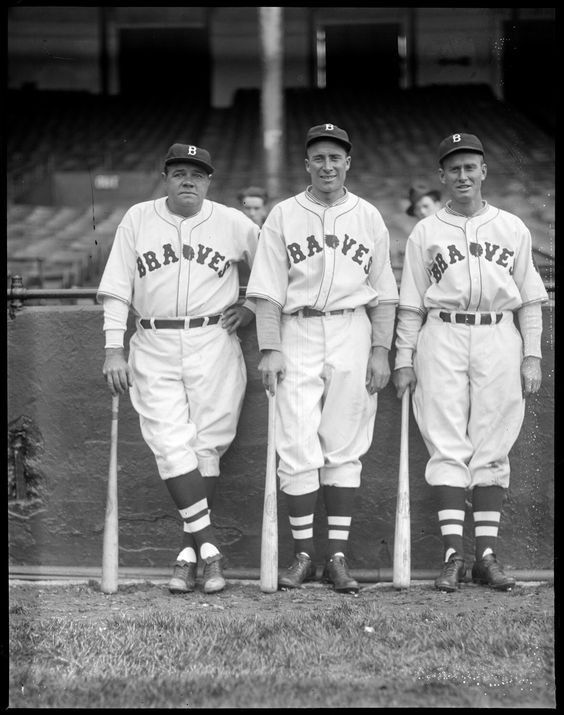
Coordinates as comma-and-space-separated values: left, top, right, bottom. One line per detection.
7, 84, 554, 292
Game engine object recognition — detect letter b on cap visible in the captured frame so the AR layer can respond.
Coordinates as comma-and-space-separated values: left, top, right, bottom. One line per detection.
452, 134, 461, 143
325, 124, 334, 131
187, 145, 197, 155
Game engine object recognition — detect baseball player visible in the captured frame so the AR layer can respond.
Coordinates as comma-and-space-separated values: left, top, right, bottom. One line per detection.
392, 132, 549, 592
246, 123, 398, 593
98, 143, 259, 595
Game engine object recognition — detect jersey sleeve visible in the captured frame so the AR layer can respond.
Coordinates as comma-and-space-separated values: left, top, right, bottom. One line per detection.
245, 206, 289, 309
397, 227, 430, 316
235, 210, 260, 269
366, 211, 399, 307
96, 212, 137, 305
510, 217, 549, 306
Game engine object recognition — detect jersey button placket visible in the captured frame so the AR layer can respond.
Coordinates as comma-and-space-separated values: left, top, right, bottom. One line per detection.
466, 219, 481, 311
178, 223, 191, 316
315, 211, 334, 310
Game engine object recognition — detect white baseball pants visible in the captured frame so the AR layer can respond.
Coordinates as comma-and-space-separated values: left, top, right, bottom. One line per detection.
128, 324, 247, 479
276, 308, 378, 495
412, 310, 525, 489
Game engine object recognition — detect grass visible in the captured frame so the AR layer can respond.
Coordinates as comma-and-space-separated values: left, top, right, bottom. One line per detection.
8, 581, 555, 708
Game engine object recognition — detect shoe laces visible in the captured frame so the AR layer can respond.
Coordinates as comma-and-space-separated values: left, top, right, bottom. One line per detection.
482, 555, 504, 575
442, 557, 464, 577
287, 554, 310, 574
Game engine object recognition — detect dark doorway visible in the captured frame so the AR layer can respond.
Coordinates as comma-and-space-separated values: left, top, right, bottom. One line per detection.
323, 23, 400, 91
119, 27, 210, 102
502, 20, 555, 134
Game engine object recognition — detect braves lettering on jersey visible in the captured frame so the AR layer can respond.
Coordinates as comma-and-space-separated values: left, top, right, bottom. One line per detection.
97, 196, 258, 318
246, 190, 398, 312
398, 204, 547, 315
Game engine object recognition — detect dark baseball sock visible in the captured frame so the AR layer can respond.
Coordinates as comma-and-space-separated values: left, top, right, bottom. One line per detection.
472, 485, 505, 560
177, 475, 220, 559
165, 470, 220, 557
323, 485, 356, 557
434, 485, 467, 562
285, 489, 318, 559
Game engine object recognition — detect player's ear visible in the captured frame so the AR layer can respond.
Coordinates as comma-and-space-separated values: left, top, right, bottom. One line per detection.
305, 158, 311, 175
481, 162, 487, 180
345, 156, 351, 170
438, 167, 446, 185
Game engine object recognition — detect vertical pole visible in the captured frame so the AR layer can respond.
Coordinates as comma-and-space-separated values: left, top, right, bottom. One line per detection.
259, 7, 284, 204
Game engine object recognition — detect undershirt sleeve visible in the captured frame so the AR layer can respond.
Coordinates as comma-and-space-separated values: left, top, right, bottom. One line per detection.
255, 298, 282, 352
517, 301, 543, 358
366, 303, 396, 349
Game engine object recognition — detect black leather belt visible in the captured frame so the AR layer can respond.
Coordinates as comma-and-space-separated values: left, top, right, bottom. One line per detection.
140, 315, 222, 329
439, 311, 502, 325
292, 307, 355, 317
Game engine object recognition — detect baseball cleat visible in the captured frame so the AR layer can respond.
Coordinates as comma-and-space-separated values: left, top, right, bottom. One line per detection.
202, 553, 226, 594
168, 560, 197, 594
322, 554, 359, 594
434, 553, 466, 592
471, 553, 515, 591
279, 553, 317, 590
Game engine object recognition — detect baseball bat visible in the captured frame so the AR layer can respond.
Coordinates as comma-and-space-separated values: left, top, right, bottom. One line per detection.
101, 394, 119, 594
260, 390, 278, 593
393, 389, 411, 590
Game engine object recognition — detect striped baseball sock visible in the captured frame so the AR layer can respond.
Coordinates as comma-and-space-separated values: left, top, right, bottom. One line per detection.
286, 490, 318, 559
165, 470, 220, 561
434, 485, 467, 562
323, 486, 355, 556
472, 485, 505, 560
176, 475, 219, 561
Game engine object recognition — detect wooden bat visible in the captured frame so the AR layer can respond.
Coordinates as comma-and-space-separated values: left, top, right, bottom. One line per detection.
260, 390, 278, 593
393, 389, 411, 590
101, 394, 119, 594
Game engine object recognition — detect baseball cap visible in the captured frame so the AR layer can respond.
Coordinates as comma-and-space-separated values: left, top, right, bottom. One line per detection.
164, 143, 215, 174
305, 123, 352, 152
438, 133, 484, 163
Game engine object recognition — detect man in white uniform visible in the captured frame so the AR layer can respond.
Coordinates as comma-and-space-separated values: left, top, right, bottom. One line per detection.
392, 133, 548, 592
246, 124, 398, 593
98, 143, 259, 595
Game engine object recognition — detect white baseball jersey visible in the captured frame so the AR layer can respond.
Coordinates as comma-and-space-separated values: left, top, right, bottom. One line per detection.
97, 196, 259, 317
245, 189, 398, 312
398, 203, 548, 317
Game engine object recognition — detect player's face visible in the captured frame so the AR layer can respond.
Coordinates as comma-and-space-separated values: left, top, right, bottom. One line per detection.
439, 152, 487, 208
414, 196, 441, 219
241, 197, 267, 226
163, 163, 211, 217
305, 141, 350, 203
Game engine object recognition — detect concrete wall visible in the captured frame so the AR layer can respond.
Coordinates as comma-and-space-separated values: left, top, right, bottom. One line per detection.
8, 304, 554, 574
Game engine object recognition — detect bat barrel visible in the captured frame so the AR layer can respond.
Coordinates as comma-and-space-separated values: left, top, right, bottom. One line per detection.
260, 390, 279, 593
393, 390, 411, 590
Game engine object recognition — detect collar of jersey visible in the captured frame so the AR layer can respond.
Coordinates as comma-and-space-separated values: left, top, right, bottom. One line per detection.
444, 199, 488, 218
305, 186, 349, 208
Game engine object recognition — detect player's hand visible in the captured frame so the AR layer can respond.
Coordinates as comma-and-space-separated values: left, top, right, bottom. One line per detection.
521, 355, 542, 397
365, 346, 391, 395
392, 367, 417, 398
258, 349, 286, 396
221, 305, 254, 334
103, 348, 133, 396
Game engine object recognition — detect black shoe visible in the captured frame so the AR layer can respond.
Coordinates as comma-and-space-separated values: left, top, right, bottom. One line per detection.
279, 553, 316, 589
202, 553, 226, 594
472, 553, 516, 591
322, 554, 359, 594
434, 553, 466, 592
168, 561, 197, 594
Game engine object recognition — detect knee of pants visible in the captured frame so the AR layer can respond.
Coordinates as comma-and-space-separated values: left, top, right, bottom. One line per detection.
320, 463, 361, 488
279, 468, 320, 495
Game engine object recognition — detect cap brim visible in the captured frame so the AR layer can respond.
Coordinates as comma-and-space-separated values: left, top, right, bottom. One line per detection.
306, 137, 351, 152
165, 158, 214, 174
439, 146, 484, 162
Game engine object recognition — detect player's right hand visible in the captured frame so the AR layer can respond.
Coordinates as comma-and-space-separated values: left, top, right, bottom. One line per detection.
392, 366, 416, 399
258, 349, 286, 396
103, 348, 133, 396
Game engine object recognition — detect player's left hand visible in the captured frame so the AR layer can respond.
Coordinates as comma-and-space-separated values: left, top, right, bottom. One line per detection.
221, 305, 255, 334
521, 355, 542, 397
365, 346, 391, 394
